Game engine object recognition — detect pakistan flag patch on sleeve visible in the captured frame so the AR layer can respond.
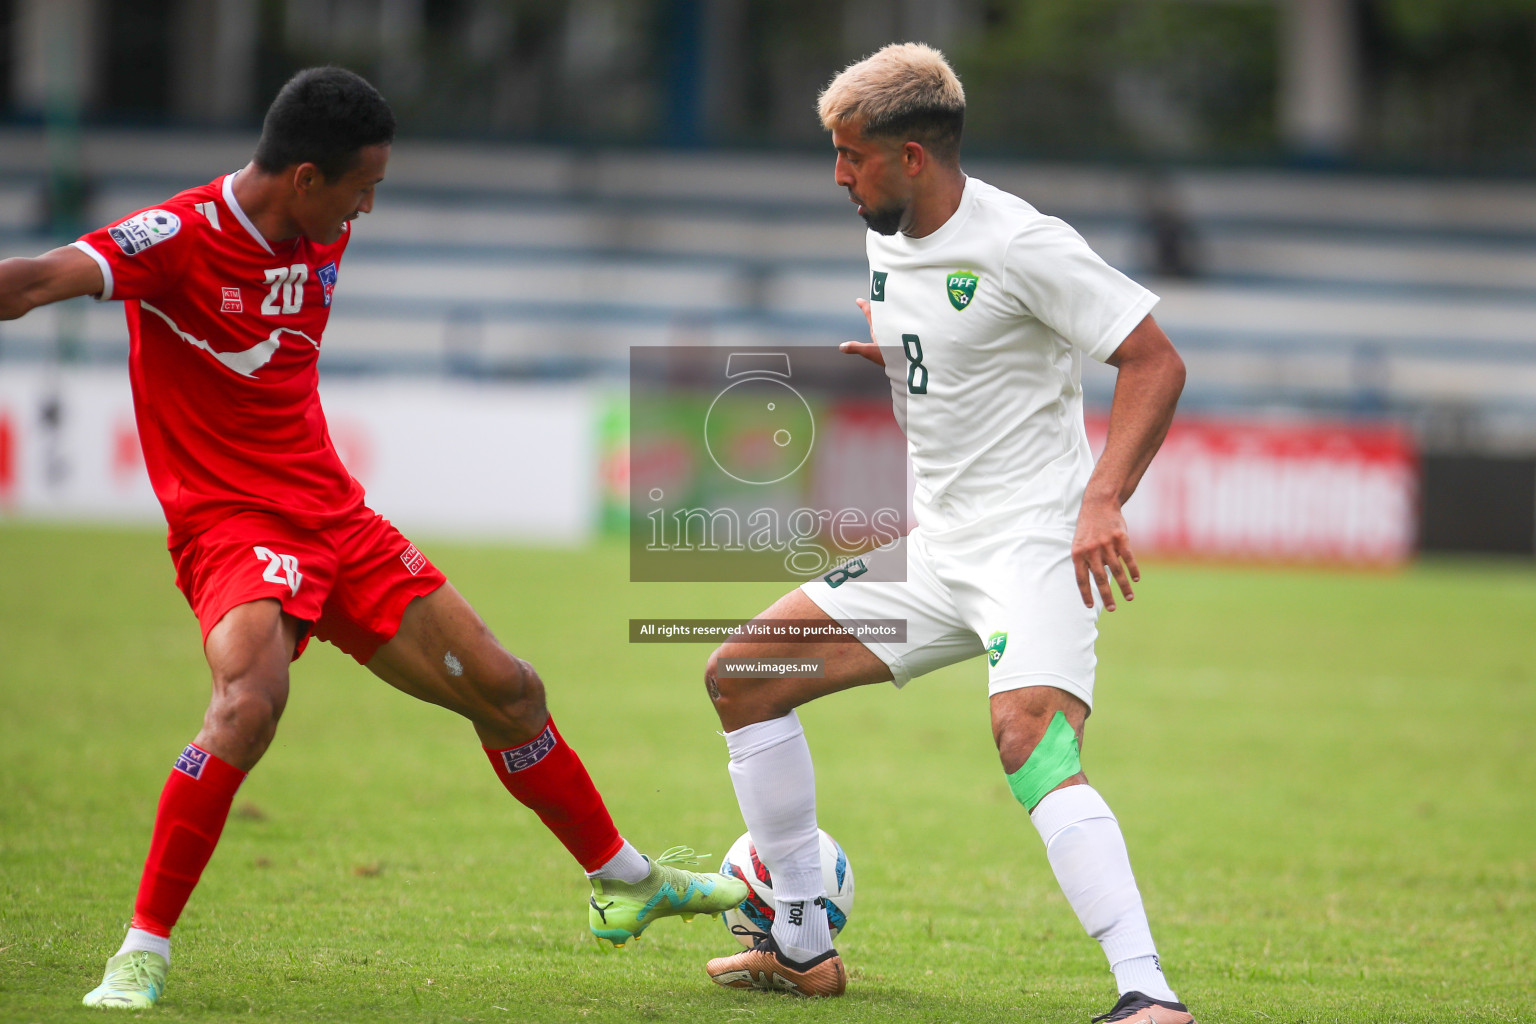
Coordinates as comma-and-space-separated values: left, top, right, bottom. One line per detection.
986, 631, 1008, 667
946, 269, 979, 311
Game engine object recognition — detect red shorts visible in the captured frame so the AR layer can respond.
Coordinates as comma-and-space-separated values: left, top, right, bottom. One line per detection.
171, 505, 447, 664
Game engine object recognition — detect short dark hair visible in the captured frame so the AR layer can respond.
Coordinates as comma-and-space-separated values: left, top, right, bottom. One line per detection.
253, 67, 395, 180
867, 107, 964, 163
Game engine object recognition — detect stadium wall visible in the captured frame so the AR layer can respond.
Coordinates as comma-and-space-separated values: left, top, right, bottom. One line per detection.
0, 367, 600, 543
0, 368, 1426, 564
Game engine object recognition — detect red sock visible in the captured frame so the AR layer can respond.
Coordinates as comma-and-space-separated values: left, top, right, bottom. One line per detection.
484, 718, 624, 872
129, 743, 246, 937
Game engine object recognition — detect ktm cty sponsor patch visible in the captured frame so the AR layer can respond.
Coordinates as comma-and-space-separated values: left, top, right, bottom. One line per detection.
400, 544, 428, 575
174, 743, 209, 779
109, 209, 181, 256
500, 724, 558, 772
221, 287, 243, 313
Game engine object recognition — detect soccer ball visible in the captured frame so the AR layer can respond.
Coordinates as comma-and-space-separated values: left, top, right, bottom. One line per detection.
719, 829, 854, 948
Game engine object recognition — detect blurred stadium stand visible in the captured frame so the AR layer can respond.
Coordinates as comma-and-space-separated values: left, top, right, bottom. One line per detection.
4, 127, 1536, 451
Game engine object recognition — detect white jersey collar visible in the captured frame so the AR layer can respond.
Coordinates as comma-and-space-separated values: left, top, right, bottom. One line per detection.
222, 170, 275, 255
886, 175, 978, 253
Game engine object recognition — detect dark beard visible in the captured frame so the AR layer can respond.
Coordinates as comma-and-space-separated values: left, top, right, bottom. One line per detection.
859, 201, 906, 236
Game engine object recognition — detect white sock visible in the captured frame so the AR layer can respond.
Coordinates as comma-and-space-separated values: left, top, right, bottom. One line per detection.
1113, 954, 1175, 1002
116, 927, 170, 964
586, 839, 650, 884
724, 713, 831, 962
1030, 785, 1177, 1003
771, 895, 831, 964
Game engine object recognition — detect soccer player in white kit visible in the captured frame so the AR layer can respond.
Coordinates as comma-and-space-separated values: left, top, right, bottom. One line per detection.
702, 44, 1194, 1023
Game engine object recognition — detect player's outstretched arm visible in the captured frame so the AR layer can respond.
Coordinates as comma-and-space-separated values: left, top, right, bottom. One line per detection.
0, 245, 105, 321
838, 297, 885, 366
1072, 314, 1185, 611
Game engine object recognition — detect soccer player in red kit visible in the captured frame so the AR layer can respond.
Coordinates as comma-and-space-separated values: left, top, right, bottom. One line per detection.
0, 68, 745, 1010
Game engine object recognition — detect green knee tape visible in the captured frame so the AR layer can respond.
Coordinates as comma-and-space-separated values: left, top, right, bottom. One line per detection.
1006, 711, 1081, 810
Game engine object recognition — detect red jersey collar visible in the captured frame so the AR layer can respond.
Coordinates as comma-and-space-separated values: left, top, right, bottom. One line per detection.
222, 170, 276, 255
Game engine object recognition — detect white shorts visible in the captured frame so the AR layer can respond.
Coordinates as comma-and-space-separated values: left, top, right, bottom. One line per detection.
799, 526, 1100, 707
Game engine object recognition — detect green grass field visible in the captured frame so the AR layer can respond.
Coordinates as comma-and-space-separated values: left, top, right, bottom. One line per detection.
1, 523, 1532, 1023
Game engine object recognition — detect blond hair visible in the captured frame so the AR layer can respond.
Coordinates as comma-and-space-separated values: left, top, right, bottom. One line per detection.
817, 43, 966, 158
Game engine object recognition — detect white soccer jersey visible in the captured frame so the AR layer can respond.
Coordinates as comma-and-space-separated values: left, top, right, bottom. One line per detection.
866, 176, 1158, 535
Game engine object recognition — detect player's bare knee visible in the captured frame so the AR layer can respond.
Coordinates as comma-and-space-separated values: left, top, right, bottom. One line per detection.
704, 647, 726, 703
473, 653, 547, 733
994, 717, 1045, 775
991, 688, 1087, 772
204, 678, 287, 755
994, 702, 1071, 766
994, 697, 1089, 807
705, 644, 757, 716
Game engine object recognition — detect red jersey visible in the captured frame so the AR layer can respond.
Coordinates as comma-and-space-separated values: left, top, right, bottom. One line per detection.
75, 172, 364, 546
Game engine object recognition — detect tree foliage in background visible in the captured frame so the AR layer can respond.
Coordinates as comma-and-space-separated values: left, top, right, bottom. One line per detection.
1365, 0, 1536, 169
957, 0, 1279, 161
1378, 0, 1536, 40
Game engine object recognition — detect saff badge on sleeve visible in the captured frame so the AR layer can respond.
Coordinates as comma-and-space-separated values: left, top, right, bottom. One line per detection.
109, 209, 181, 256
